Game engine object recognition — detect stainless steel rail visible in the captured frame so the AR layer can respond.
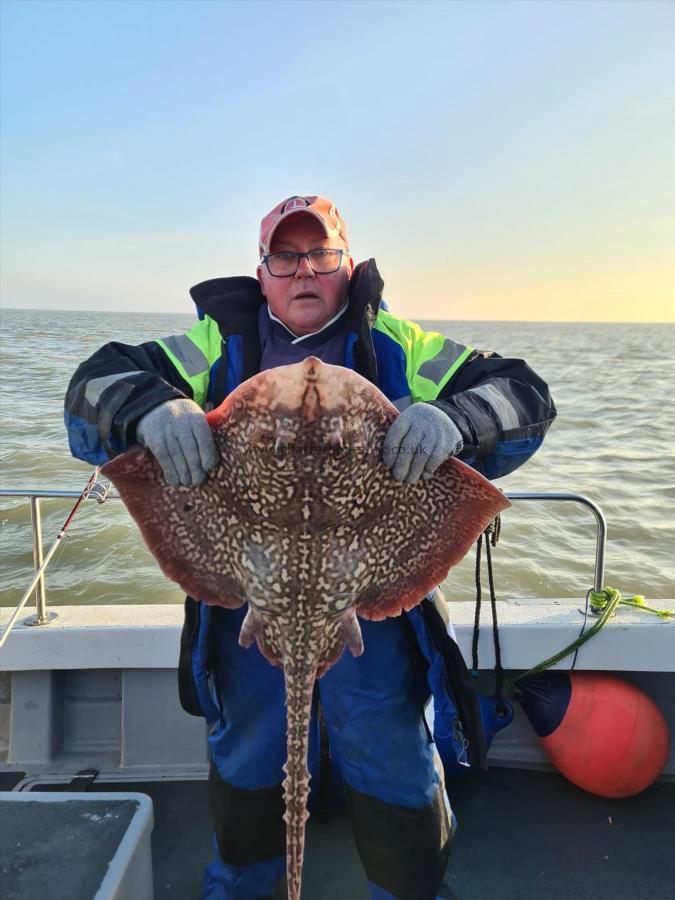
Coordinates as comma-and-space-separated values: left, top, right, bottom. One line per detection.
0, 482, 118, 645
505, 492, 606, 593
0, 486, 607, 645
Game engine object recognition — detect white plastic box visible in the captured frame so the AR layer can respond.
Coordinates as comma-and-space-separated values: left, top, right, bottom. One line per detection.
0, 791, 154, 900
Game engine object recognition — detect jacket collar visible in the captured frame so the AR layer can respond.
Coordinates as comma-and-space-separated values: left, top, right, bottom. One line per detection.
189, 259, 384, 337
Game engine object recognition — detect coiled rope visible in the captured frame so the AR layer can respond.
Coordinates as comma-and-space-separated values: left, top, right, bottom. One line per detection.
471, 516, 508, 714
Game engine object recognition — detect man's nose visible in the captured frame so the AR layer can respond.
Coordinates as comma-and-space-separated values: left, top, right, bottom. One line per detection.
294, 255, 315, 278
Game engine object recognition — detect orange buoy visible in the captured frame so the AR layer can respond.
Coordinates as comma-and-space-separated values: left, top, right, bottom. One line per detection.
519, 671, 670, 798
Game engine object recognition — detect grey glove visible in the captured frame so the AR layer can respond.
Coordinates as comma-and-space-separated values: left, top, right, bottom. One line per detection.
136, 398, 218, 486
382, 403, 464, 483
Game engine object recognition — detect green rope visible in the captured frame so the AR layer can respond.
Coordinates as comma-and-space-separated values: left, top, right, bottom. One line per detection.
595, 592, 673, 619
508, 587, 673, 694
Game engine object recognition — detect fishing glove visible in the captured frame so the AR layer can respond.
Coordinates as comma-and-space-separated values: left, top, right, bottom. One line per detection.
136, 398, 218, 487
382, 403, 464, 483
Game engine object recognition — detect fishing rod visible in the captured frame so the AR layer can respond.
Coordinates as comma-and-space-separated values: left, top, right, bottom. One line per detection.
0, 469, 105, 649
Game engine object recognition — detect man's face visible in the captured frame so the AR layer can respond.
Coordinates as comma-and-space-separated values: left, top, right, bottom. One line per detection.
257, 215, 353, 336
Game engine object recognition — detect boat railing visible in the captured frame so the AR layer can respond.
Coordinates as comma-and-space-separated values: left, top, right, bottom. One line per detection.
0, 482, 607, 648
0, 484, 121, 646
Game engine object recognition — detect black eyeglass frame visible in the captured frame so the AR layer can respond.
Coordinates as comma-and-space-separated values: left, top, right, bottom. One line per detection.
261, 248, 350, 277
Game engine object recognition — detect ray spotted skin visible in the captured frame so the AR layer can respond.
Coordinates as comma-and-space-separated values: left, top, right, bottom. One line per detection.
103, 357, 509, 900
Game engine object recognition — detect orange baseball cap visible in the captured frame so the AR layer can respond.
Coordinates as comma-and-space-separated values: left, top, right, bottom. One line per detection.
259, 195, 348, 256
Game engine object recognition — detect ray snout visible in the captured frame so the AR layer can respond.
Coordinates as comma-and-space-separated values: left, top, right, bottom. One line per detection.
300, 356, 323, 378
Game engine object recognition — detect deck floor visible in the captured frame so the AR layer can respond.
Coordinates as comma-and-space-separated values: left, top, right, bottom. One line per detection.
5, 767, 674, 899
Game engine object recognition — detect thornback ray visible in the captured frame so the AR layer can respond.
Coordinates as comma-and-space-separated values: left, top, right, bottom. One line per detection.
102, 356, 510, 900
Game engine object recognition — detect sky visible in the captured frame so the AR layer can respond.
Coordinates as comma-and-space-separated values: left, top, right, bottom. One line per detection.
0, 0, 673, 322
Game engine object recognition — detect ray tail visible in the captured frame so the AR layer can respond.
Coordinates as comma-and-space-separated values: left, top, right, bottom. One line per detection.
282, 657, 316, 900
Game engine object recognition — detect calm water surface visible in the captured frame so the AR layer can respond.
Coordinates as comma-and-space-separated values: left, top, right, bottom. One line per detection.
1, 309, 673, 607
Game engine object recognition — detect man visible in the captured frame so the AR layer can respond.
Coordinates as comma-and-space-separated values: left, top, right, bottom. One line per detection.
65, 195, 556, 899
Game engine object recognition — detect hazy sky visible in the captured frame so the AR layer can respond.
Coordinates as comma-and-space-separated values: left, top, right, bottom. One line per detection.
1, 0, 673, 321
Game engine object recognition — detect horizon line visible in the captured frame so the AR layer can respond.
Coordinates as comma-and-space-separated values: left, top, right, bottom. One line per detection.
1, 304, 673, 326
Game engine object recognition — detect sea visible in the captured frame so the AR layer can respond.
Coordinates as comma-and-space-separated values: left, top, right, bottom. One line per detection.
1, 308, 674, 611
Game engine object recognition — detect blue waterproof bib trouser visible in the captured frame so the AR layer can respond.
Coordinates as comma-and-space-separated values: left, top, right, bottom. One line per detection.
203, 608, 455, 900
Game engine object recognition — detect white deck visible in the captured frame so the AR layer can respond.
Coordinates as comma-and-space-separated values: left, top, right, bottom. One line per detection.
1, 598, 673, 672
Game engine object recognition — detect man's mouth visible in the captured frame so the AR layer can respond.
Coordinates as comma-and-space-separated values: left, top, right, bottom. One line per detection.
293, 291, 320, 300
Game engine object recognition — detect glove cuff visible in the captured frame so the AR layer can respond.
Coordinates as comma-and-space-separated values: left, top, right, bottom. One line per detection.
427, 400, 472, 457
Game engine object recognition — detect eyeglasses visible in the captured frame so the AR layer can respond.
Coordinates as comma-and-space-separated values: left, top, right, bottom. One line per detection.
262, 248, 349, 277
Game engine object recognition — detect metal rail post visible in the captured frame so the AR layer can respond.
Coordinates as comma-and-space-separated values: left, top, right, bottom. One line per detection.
25, 496, 49, 626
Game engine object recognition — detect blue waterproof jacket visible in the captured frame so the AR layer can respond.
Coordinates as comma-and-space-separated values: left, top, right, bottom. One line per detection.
65, 259, 556, 776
